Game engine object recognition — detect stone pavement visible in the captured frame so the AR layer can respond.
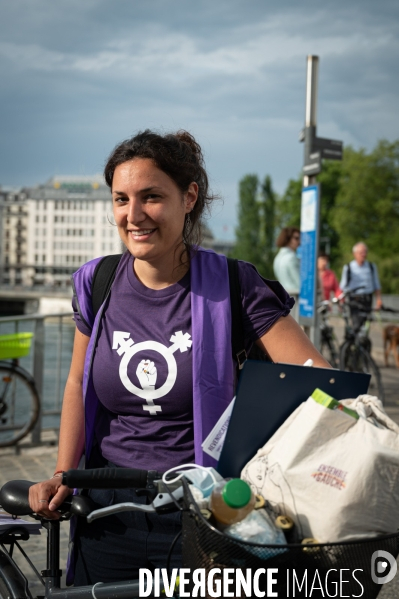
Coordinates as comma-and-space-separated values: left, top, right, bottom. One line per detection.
0, 316, 398, 596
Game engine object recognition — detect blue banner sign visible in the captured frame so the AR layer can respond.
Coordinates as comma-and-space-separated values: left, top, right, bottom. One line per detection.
299, 184, 320, 324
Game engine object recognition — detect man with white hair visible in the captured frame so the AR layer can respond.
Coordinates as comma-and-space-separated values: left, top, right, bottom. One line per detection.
340, 242, 382, 330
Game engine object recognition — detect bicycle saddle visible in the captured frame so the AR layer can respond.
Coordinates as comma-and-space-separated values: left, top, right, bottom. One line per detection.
0, 479, 95, 517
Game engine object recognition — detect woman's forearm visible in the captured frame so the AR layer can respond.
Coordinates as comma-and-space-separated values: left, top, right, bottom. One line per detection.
53, 329, 89, 473
54, 378, 85, 473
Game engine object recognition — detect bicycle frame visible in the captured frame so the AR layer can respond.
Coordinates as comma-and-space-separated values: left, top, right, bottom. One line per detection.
0, 476, 183, 599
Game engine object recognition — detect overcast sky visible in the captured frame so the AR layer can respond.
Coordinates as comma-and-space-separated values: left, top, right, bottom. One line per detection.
0, 0, 398, 240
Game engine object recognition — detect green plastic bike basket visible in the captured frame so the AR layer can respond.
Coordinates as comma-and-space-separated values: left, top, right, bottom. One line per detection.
0, 333, 34, 360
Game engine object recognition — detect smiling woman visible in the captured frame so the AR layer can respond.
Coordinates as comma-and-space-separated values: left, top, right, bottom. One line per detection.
111, 157, 198, 288
28, 129, 329, 587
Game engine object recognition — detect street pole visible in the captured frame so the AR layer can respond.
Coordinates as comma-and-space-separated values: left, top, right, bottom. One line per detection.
304, 55, 319, 188
303, 55, 320, 347
298, 56, 342, 351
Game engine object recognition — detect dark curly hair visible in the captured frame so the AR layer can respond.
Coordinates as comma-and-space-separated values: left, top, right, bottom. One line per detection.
104, 129, 217, 251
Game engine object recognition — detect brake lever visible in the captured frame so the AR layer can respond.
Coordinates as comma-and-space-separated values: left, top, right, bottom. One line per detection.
86, 485, 184, 523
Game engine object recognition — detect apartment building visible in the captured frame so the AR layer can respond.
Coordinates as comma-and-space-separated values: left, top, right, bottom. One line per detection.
0, 176, 121, 288
25, 175, 121, 286
0, 187, 29, 286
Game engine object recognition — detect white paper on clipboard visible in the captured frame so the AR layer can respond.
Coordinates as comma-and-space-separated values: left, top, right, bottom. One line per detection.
201, 397, 236, 461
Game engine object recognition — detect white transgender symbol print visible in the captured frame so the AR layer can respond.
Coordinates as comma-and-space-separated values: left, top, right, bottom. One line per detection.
112, 330, 192, 415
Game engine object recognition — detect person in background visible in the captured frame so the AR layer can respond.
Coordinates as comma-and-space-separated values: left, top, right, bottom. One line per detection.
273, 227, 301, 320
318, 253, 341, 302
340, 242, 382, 330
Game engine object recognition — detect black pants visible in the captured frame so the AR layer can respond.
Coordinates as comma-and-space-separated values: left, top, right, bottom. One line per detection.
73, 486, 182, 585
349, 294, 373, 332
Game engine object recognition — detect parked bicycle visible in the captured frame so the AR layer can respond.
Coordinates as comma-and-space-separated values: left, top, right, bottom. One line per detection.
0, 468, 182, 599
338, 291, 384, 403
0, 333, 40, 447
318, 300, 339, 368
1, 468, 399, 598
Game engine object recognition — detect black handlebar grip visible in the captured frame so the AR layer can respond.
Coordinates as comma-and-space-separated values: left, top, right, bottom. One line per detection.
62, 468, 148, 489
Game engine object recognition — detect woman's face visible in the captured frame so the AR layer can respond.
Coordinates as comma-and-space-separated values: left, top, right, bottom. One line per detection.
112, 158, 198, 270
318, 257, 328, 272
288, 231, 301, 251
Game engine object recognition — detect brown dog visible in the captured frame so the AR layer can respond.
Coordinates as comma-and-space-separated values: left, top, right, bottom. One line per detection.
383, 325, 399, 367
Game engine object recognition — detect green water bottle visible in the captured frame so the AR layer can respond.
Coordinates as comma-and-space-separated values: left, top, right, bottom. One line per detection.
209, 479, 256, 528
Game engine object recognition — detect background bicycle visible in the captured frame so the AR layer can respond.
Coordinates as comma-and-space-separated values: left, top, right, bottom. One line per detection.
318, 300, 339, 368
338, 292, 385, 403
0, 333, 40, 447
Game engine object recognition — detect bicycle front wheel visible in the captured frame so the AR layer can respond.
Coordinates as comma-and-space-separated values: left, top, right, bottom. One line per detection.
0, 363, 40, 447
339, 343, 385, 404
0, 549, 33, 599
320, 331, 339, 369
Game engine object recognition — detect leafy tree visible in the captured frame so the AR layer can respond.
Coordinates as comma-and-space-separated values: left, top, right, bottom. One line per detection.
260, 175, 277, 278
333, 141, 399, 257
230, 174, 263, 269
232, 139, 399, 292
275, 176, 302, 229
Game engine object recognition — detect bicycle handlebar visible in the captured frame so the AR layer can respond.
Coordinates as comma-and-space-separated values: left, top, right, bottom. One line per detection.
380, 305, 399, 313
62, 467, 152, 489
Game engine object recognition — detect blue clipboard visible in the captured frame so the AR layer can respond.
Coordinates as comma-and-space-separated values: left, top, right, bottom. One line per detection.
217, 361, 370, 478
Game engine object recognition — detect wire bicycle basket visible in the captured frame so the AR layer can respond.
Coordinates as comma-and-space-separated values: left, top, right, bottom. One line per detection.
181, 480, 399, 598
0, 333, 34, 360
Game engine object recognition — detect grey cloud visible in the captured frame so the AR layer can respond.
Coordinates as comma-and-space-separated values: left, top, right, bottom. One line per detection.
0, 0, 398, 239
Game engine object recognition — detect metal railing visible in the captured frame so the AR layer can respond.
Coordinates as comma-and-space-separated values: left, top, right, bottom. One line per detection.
0, 312, 74, 445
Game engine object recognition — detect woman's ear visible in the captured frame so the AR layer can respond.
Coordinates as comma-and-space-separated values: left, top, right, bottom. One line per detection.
185, 182, 199, 213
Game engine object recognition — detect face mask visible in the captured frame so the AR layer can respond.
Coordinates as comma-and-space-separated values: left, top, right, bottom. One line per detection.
183, 467, 223, 497
162, 464, 223, 497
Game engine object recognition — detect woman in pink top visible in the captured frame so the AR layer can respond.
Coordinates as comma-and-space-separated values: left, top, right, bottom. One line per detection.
318, 254, 341, 301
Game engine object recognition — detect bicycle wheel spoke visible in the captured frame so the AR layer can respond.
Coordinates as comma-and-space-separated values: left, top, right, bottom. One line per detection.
0, 366, 40, 447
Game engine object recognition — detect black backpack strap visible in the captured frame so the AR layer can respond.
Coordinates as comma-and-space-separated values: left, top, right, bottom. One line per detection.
369, 261, 375, 282
91, 254, 123, 317
346, 263, 351, 287
227, 257, 247, 371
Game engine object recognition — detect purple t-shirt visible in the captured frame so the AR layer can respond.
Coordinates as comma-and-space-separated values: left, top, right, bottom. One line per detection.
73, 253, 292, 471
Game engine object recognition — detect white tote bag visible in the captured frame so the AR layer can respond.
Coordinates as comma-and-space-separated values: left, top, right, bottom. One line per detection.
241, 392, 399, 543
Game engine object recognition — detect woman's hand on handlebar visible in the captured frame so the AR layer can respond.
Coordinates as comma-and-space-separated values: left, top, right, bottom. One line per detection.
28, 477, 73, 520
